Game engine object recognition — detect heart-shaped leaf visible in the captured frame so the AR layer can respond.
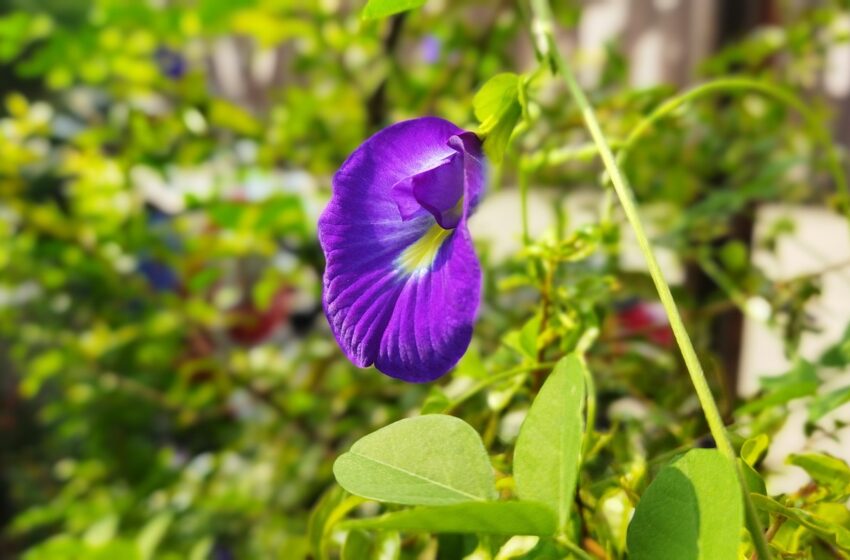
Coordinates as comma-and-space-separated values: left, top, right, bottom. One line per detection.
333, 415, 497, 505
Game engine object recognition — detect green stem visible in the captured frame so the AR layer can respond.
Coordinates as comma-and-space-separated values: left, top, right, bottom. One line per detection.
521, 140, 625, 171
519, 165, 531, 245
556, 536, 597, 560
698, 254, 770, 323
528, 1, 772, 558
617, 77, 850, 218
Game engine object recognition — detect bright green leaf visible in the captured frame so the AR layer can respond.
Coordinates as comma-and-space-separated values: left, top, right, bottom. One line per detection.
341, 501, 557, 536
188, 538, 213, 560
333, 415, 497, 505
741, 434, 769, 467
627, 449, 743, 560
136, 513, 172, 560
787, 453, 850, 496
503, 313, 541, 361
83, 515, 119, 547
513, 354, 586, 530
738, 360, 819, 415
597, 488, 633, 556
494, 535, 544, 559
361, 0, 426, 20
419, 387, 450, 415
308, 487, 364, 560
751, 494, 850, 553
739, 459, 769, 527
474, 73, 524, 163
342, 529, 400, 560
739, 459, 766, 496
807, 384, 850, 424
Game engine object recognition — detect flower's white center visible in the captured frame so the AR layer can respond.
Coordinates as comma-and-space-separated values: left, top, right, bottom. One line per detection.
395, 223, 453, 275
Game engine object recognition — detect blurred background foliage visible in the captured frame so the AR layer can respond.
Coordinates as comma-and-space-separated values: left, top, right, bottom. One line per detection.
2, 0, 850, 558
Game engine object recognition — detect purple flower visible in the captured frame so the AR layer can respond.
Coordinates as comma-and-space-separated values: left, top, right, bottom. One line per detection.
154, 46, 187, 79
420, 35, 442, 64
318, 117, 486, 382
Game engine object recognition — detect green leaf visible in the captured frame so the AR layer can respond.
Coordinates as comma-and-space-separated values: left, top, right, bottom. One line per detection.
342, 529, 400, 560
627, 449, 743, 560
419, 387, 450, 415
136, 513, 172, 560
341, 502, 557, 536
751, 494, 850, 553
739, 459, 769, 527
819, 322, 850, 367
741, 434, 769, 467
188, 538, 213, 560
503, 313, 541, 361
456, 340, 487, 380
361, 0, 426, 20
513, 354, 586, 530
342, 529, 373, 560
737, 360, 819, 415
807, 384, 850, 424
83, 515, 119, 547
739, 459, 766, 496
333, 415, 497, 505
787, 453, 850, 496
473, 73, 524, 163
308, 487, 364, 560
494, 535, 547, 558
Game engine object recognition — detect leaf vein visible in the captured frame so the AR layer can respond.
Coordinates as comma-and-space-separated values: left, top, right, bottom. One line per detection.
348, 451, 486, 502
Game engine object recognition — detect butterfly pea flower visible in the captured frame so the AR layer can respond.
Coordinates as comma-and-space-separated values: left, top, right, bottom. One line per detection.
319, 117, 486, 382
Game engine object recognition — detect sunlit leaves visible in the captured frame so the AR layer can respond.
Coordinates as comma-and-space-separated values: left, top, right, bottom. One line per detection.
0, 11, 53, 62
474, 73, 526, 163
752, 494, 850, 555
231, 9, 314, 46
740, 434, 769, 467
361, 0, 427, 20
787, 453, 850, 497
136, 513, 172, 560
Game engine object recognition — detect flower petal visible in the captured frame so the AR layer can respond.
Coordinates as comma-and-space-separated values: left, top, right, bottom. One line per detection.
412, 152, 464, 229
323, 117, 465, 229
375, 223, 481, 381
451, 131, 486, 214
319, 117, 485, 382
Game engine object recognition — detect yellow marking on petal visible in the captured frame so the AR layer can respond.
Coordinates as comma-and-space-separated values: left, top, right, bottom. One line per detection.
396, 223, 453, 275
